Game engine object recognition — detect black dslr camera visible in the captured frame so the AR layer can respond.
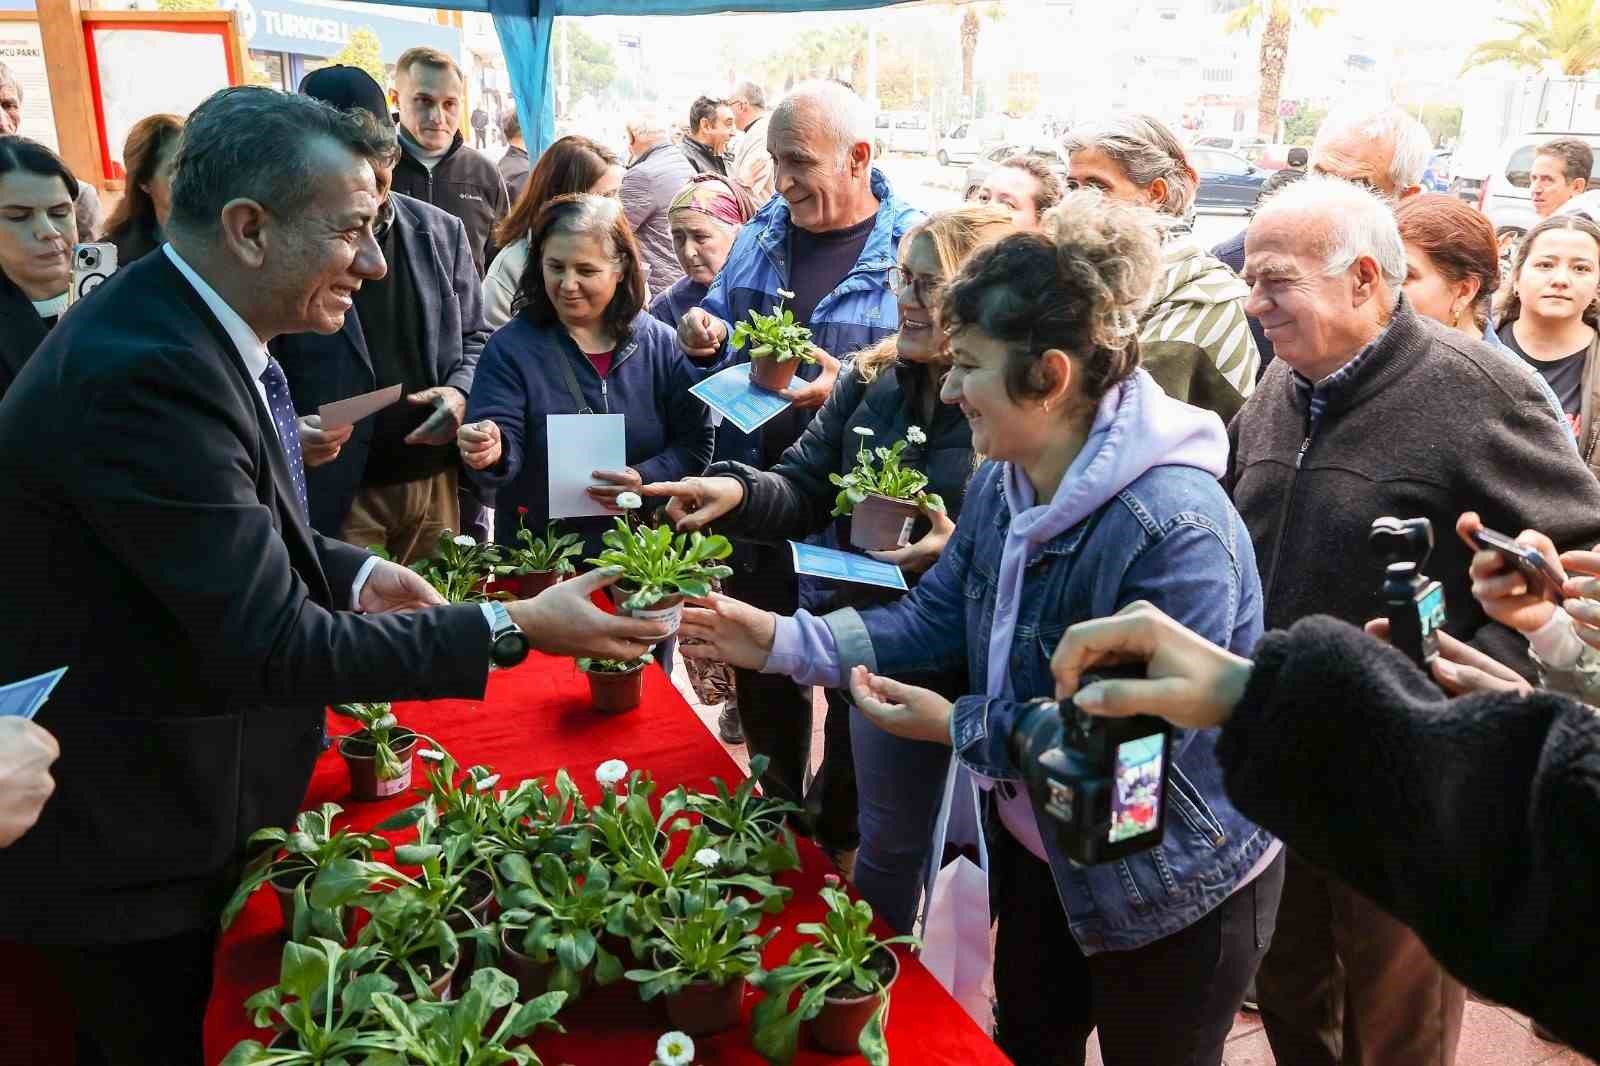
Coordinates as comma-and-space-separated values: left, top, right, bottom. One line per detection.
1009, 666, 1173, 866
1370, 516, 1447, 667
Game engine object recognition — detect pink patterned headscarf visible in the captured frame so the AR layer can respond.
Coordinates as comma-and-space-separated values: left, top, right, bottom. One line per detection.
668, 173, 759, 228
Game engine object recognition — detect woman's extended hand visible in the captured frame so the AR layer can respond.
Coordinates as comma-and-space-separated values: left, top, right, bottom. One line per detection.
1050, 601, 1253, 730
679, 592, 777, 671
587, 467, 643, 509
638, 475, 745, 532
848, 666, 953, 745
867, 506, 955, 576
457, 420, 502, 471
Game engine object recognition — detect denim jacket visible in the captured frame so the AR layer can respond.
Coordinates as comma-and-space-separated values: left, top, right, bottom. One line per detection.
822, 460, 1273, 953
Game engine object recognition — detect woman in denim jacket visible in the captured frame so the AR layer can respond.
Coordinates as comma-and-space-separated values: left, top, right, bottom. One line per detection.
682, 194, 1282, 1066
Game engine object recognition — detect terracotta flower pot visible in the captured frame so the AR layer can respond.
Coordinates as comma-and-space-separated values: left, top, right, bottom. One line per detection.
338, 729, 417, 802
808, 949, 900, 1055
516, 569, 561, 597
499, 927, 596, 1002
665, 974, 747, 1036
750, 356, 798, 392
849, 494, 921, 551
609, 584, 684, 637
582, 664, 646, 714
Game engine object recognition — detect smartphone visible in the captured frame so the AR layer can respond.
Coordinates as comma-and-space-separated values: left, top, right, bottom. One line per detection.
1470, 526, 1565, 604
69, 242, 118, 305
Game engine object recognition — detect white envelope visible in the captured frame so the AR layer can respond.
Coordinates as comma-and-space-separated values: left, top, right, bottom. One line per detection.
317, 384, 403, 429
547, 413, 626, 519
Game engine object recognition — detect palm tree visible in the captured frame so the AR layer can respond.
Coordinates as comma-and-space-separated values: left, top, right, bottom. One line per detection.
1226, 0, 1335, 139
1461, 0, 1600, 77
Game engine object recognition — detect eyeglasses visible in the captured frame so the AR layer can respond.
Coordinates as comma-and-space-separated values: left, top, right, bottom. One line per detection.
888, 267, 941, 307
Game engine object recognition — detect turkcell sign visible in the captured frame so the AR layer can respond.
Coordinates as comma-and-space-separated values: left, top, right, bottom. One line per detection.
227, 0, 459, 64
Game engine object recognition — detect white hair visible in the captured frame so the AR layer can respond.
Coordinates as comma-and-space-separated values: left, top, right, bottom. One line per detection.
624, 110, 668, 138
1312, 105, 1432, 195
1256, 174, 1406, 298
773, 80, 873, 162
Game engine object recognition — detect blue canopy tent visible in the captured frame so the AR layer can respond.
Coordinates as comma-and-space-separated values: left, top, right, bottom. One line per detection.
373, 0, 904, 154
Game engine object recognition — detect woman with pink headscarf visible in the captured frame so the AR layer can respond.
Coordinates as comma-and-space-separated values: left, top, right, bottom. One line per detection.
648, 173, 759, 333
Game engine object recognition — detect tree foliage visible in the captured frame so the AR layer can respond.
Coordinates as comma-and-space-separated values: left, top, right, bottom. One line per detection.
1461, 0, 1600, 77
330, 28, 386, 89
1226, 0, 1335, 138
556, 21, 618, 109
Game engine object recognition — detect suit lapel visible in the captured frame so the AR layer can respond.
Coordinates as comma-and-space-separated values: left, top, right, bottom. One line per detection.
341, 305, 374, 379
159, 254, 335, 606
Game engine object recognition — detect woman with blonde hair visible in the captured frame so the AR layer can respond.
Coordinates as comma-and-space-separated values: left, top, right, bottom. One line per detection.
641, 203, 1015, 930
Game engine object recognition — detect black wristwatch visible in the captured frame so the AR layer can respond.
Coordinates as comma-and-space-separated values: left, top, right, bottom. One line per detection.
487, 601, 529, 669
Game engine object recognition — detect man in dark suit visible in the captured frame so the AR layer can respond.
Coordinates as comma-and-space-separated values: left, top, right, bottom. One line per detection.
0, 86, 665, 1065
280, 66, 485, 563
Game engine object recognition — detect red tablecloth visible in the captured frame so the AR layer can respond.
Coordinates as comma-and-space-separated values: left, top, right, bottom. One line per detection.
32, 650, 1001, 1065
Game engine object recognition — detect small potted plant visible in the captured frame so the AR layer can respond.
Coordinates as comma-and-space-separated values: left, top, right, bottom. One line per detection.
731, 288, 818, 392
829, 426, 946, 551
410, 530, 513, 603
624, 851, 776, 1036
221, 938, 398, 1065
366, 967, 567, 1066
749, 881, 919, 1065
686, 755, 802, 877
333, 702, 419, 802
493, 852, 625, 1002
345, 876, 463, 1001
507, 509, 582, 597
221, 802, 390, 941
587, 511, 733, 636
576, 652, 653, 713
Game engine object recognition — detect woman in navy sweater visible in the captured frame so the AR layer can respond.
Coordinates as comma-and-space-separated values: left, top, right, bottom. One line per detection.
458, 194, 713, 554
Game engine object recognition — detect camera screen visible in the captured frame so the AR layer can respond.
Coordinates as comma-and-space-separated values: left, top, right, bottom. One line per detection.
1419, 584, 1446, 644
1109, 734, 1164, 843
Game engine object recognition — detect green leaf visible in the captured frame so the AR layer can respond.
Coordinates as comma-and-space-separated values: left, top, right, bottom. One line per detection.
341, 970, 398, 1016
393, 844, 442, 867
278, 939, 331, 1009
858, 992, 892, 1066
218, 1040, 267, 1066
505, 991, 568, 1036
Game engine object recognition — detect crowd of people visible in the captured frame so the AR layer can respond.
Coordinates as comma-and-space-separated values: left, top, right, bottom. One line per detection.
3, 41, 1600, 1066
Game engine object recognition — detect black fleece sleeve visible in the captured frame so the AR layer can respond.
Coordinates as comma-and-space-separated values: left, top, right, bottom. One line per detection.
1220, 615, 1600, 1050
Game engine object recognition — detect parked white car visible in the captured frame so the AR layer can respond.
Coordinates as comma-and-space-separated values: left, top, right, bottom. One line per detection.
874, 111, 933, 156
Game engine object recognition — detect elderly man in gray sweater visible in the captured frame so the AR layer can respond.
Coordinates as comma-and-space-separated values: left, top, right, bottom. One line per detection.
621, 109, 695, 297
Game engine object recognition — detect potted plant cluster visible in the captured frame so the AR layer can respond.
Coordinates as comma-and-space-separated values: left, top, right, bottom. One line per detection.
624, 856, 776, 1036
332, 702, 420, 802
409, 529, 513, 603
494, 852, 626, 1002
366, 967, 566, 1066
587, 510, 733, 636
830, 426, 946, 551
221, 802, 389, 941
731, 288, 818, 392
749, 880, 918, 1065
575, 652, 653, 713
686, 755, 801, 877
507, 509, 581, 597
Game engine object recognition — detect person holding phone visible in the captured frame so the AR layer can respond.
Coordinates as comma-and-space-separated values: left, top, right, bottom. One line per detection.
0, 136, 77, 402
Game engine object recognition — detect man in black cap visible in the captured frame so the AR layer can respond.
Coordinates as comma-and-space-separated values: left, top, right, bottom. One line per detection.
278, 65, 488, 565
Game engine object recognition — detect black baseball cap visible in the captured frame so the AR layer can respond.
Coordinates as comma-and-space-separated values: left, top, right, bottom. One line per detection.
298, 65, 392, 129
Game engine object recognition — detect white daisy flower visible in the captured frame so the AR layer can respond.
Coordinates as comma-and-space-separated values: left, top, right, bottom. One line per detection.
656, 1031, 695, 1066
417, 748, 447, 762
776, 288, 796, 300
616, 491, 643, 510
473, 773, 501, 791
693, 847, 721, 869
852, 426, 875, 438
452, 534, 476, 548
595, 759, 629, 787
906, 425, 927, 445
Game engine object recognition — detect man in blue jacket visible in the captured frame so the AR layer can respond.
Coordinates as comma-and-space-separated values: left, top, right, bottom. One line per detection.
677, 79, 920, 855
278, 66, 487, 565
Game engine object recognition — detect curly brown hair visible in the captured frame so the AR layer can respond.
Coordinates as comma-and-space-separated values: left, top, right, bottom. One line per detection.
940, 191, 1160, 406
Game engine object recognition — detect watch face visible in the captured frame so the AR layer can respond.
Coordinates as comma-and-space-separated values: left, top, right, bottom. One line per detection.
494, 630, 529, 666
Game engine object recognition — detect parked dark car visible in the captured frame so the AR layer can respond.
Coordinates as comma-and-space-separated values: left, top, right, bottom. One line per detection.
1190, 147, 1269, 212
963, 142, 1067, 199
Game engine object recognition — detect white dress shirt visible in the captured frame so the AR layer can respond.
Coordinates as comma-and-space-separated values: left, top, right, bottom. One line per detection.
161, 242, 393, 609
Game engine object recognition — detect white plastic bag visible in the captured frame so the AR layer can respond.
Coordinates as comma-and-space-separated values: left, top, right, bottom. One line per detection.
917, 759, 994, 1032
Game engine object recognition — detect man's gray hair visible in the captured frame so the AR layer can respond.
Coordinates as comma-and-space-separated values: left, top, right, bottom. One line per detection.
1258, 173, 1407, 297
1062, 113, 1198, 217
732, 80, 766, 111
624, 109, 668, 138
774, 80, 873, 162
1312, 105, 1432, 194
169, 86, 395, 234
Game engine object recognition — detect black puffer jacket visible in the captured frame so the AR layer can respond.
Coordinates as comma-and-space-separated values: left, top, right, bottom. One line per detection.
1223, 614, 1600, 1056
710, 357, 974, 560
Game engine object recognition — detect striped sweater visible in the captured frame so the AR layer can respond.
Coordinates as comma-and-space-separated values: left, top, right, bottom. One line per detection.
1139, 237, 1260, 422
